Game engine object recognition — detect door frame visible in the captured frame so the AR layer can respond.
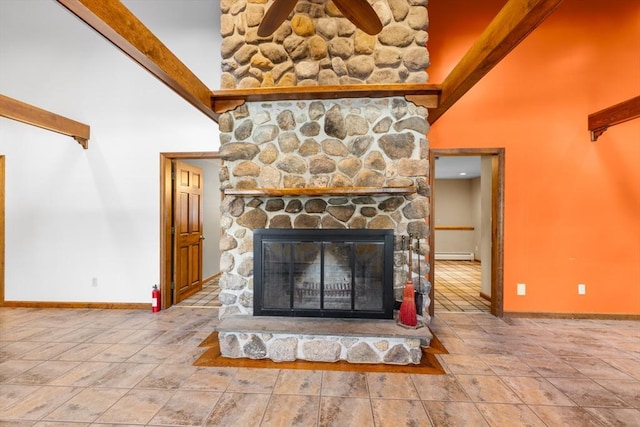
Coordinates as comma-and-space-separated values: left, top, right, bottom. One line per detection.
159, 151, 220, 310
0, 156, 4, 306
428, 148, 505, 317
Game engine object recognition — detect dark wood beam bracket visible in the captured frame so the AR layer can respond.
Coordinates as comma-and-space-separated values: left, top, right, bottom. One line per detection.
588, 95, 640, 141
0, 94, 90, 149
428, 0, 563, 124
211, 83, 441, 115
56, 0, 217, 122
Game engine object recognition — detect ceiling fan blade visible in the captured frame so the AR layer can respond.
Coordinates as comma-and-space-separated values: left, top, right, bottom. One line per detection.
257, 0, 298, 37
332, 0, 383, 35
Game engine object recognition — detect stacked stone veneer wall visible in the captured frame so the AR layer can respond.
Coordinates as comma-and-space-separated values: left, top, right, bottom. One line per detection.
217, 97, 431, 319
220, 0, 429, 88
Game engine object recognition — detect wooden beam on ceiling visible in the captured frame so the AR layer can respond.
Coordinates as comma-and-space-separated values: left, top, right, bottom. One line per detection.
56, 0, 217, 122
0, 94, 90, 148
588, 95, 640, 141
428, 0, 563, 124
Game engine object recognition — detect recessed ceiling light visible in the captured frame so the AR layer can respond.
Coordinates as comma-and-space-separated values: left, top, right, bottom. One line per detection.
459, 172, 467, 176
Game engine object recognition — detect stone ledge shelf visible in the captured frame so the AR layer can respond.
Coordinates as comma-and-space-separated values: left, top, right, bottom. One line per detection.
211, 83, 441, 115
216, 315, 433, 365
223, 186, 417, 197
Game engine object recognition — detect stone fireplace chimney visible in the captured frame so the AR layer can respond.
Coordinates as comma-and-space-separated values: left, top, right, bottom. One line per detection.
217, 0, 431, 321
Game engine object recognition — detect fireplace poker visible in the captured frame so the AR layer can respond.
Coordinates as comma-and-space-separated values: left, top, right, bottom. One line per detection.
415, 235, 423, 316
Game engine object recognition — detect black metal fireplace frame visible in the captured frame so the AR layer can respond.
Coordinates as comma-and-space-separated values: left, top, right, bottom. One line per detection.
253, 228, 395, 319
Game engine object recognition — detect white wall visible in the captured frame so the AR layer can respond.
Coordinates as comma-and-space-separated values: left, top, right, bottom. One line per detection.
434, 179, 475, 254
0, 0, 222, 303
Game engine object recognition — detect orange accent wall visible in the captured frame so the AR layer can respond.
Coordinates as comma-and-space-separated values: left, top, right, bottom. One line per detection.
428, 0, 640, 314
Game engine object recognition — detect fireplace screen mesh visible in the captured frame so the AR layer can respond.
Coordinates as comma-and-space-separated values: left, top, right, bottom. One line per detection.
254, 229, 393, 319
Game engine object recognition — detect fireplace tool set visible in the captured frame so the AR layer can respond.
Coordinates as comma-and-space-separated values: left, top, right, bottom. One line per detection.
399, 234, 426, 327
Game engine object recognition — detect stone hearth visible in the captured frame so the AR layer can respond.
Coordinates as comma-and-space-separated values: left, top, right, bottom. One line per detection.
217, 315, 432, 365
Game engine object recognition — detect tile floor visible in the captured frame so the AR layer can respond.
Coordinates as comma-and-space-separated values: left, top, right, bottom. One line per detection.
1, 306, 638, 426
434, 260, 491, 313
176, 276, 221, 308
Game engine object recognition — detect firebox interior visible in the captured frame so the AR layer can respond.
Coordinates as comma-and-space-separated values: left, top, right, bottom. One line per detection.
254, 228, 395, 319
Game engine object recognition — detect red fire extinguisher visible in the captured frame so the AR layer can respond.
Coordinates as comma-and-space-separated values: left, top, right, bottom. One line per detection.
152, 285, 161, 313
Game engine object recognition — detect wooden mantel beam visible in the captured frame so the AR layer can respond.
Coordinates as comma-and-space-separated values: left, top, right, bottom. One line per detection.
588, 96, 640, 141
428, 0, 563, 124
56, 0, 217, 122
0, 94, 90, 148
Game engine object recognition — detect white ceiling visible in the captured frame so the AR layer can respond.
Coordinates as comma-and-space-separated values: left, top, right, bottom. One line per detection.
435, 156, 481, 179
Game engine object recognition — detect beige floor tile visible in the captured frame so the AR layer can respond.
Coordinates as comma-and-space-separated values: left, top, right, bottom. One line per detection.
456, 374, 522, 404
226, 367, 280, 394
126, 343, 184, 364
261, 394, 320, 427
500, 376, 575, 406
273, 369, 323, 395
371, 398, 431, 426
0, 384, 39, 412
118, 328, 167, 345
585, 407, 640, 426
607, 357, 640, 380
151, 329, 198, 346
595, 378, 640, 408
475, 403, 546, 426
205, 392, 270, 427
49, 361, 118, 387
529, 405, 604, 426
87, 328, 140, 344
182, 367, 237, 391
321, 371, 369, 397
1, 327, 49, 341
0, 341, 44, 359
149, 390, 222, 426
92, 361, 158, 388
0, 359, 41, 383
94, 388, 174, 424
520, 356, 586, 378
54, 328, 106, 344
439, 354, 493, 375
367, 372, 419, 399
1, 385, 81, 420
319, 397, 374, 427
5, 360, 80, 385
411, 374, 470, 401
88, 343, 146, 363
422, 401, 488, 426
19, 341, 77, 360
43, 388, 127, 423
480, 354, 539, 377
547, 377, 629, 408
136, 363, 198, 389
55, 343, 112, 362
562, 356, 635, 380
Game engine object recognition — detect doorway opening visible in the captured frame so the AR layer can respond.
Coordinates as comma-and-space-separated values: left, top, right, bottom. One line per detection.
428, 148, 505, 317
159, 152, 221, 310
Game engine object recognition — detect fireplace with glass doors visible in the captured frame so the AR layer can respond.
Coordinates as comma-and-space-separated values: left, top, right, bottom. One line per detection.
253, 229, 394, 319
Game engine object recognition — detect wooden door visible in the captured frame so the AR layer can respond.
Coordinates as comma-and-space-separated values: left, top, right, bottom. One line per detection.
173, 160, 204, 303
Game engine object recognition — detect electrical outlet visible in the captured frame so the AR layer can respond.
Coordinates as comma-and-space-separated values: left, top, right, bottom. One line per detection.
517, 283, 526, 296
92, 277, 98, 287
578, 283, 586, 295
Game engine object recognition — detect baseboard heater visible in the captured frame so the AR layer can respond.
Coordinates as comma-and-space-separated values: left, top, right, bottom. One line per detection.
435, 252, 475, 261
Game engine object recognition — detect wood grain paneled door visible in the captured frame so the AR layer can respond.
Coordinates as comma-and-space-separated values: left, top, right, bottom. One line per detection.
173, 160, 204, 303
